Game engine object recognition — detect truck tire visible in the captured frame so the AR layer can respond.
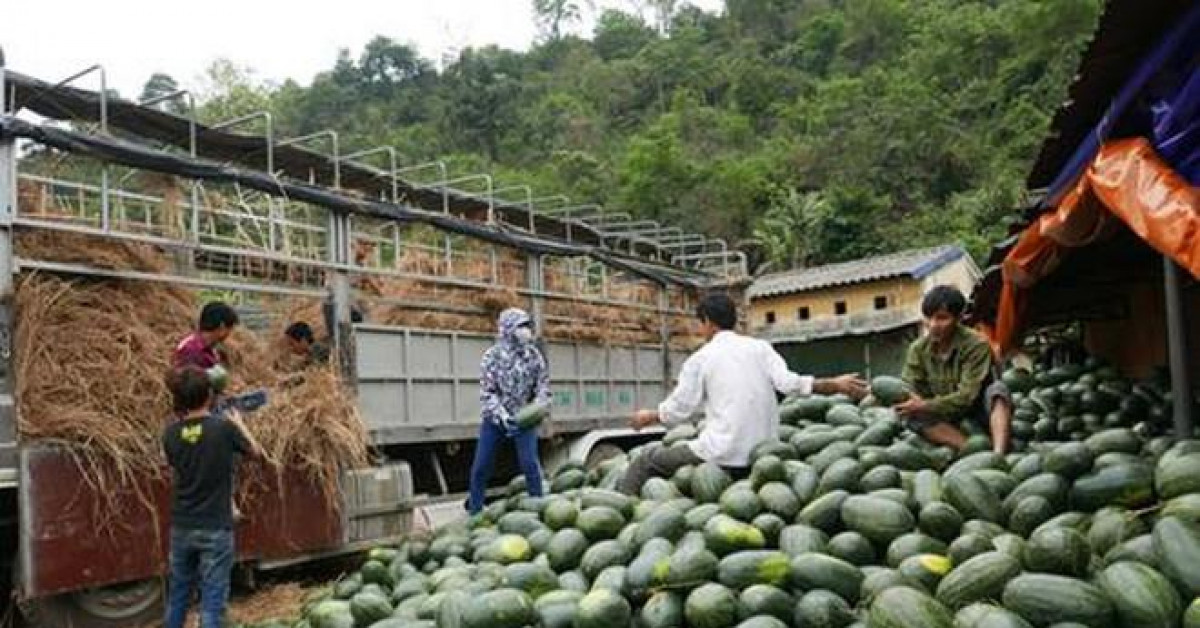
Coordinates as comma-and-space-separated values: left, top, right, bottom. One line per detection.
22, 577, 163, 628
586, 442, 625, 471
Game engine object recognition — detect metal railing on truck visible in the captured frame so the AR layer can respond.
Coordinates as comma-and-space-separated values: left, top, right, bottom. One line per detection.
0, 53, 747, 622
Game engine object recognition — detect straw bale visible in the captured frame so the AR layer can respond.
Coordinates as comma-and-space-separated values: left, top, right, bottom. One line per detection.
12, 232, 371, 524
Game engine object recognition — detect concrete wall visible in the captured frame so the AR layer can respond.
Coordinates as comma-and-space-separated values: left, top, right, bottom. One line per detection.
749, 257, 980, 330
1082, 278, 1200, 382
775, 325, 920, 379
751, 276, 922, 328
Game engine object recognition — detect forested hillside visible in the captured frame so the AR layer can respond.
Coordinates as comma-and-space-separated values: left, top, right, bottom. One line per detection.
140, 0, 1103, 272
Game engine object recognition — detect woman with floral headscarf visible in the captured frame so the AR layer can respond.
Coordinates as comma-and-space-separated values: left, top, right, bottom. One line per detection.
467, 307, 552, 514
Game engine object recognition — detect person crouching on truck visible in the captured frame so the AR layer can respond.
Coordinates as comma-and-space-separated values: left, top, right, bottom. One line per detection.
284, 321, 331, 368
894, 285, 1013, 454
163, 366, 264, 628
174, 301, 239, 373
622, 293, 867, 495
467, 308, 552, 515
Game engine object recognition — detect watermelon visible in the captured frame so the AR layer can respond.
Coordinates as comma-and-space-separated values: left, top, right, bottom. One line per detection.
757, 482, 800, 519
716, 550, 790, 589
738, 585, 793, 623
532, 590, 581, 628
348, 591, 393, 626
797, 489, 849, 533
918, 502, 964, 543
514, 402, 550, 430
860, 465, 903, 492
546, 528, 588, 572
871, 376, 913, 406
827, 531, 878, 566
461, 589, 536, 628
477, 534, 533, 565
579, 489, 636, 519
886, 532, 948, 568
793, 589, 856, 627
685, 583, 740, 628
779, 524, 828, 557
1185, 598, 1200, 628
934, 551, 1021, 609
720, 486, 763, 521
1156, 453, 1200, 501
579, 541, 631, 580
1022, 526, 1091, 577
639, 591, 684, 628
574, 589, 631, 628
542, 499, 578, 531
1069, 462, 1155, 512
1096, 561, 1182, 628
1087, 506, 1146, 557
1043, 442, 1094, 480
633, 508, 686, 547
1153, 516, 1200, 597
576, 507, 626, 541
841, 494, 915, 547
789, 552, 863, 603
750, 513, 785, 546
944, 471, 1003, 524
1006, 495, 1054, 538
861, 567, 914, 604
704, 514, 766, 556
1002, 574, 1115, 627
867, 586, 954, 628
953, 603, 1033, 628
308, 600, 355, 628
550, 468, 586, 493
897, 553, 951, 592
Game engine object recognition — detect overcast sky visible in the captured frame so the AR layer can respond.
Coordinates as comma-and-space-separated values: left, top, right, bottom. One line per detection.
2, 0, 722, 98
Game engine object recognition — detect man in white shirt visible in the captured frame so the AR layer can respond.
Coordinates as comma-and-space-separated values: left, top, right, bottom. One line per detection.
620, 293, 867, 495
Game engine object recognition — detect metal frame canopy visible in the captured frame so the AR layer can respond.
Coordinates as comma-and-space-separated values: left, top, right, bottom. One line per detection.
0, 65, 747, 282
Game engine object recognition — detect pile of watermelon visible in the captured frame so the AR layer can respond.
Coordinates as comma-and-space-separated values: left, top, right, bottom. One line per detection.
292, 357, 1200, 628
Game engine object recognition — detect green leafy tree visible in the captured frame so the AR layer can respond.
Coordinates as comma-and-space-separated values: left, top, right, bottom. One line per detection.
532, 0, 587, 40
751, 190, 831, 272
138, 73, 181, 111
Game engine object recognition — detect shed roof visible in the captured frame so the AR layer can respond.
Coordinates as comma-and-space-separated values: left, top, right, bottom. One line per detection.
749, 245, 967, 299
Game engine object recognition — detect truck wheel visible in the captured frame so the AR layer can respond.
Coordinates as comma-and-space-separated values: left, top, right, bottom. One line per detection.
22, 577, 163, 628
585, 442, 625, 471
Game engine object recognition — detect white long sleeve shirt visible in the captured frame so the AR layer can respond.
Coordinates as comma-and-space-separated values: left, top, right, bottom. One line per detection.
659, 330, 814, 467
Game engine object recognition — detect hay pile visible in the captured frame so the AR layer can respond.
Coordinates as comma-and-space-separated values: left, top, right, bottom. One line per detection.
13, 231, 371, 523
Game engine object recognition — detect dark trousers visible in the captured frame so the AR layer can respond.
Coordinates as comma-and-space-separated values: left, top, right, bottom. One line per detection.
165, 526, 234, 628
619, 444, 705, 496
467, 420, 544, 514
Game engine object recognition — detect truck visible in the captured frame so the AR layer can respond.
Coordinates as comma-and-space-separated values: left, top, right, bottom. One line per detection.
0, 53, 749, 626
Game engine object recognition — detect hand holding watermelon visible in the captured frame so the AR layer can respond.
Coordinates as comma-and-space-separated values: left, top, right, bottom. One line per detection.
514, 401, 551, 431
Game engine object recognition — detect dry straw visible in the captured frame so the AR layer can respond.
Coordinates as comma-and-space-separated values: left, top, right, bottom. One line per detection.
13, 231, 371, 528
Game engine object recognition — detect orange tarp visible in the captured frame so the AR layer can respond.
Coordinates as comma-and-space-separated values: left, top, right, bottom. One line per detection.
986, 137, 1200, 356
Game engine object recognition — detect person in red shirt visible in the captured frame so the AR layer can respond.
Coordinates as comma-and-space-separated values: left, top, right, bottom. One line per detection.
173, 301, 246, 521
174, 302, 240, 372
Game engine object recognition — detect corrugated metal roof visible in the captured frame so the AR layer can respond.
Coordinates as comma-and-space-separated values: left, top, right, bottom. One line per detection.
748, 245, 967, 299
973, 0, 1194, 323
1026, 0, 1194, 190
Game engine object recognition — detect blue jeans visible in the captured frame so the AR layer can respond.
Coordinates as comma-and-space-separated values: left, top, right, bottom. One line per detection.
467, 420, 543, 514
165, 526, 234, 628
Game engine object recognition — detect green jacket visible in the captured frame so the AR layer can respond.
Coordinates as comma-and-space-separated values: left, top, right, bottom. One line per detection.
901, 325, 993, 420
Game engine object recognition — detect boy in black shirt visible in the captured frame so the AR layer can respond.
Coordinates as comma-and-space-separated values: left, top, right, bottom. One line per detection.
162, 367, 263, 628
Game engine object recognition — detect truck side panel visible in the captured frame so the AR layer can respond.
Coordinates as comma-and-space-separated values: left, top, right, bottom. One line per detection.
354, 325, 684, 443
19, 446, 342, 599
